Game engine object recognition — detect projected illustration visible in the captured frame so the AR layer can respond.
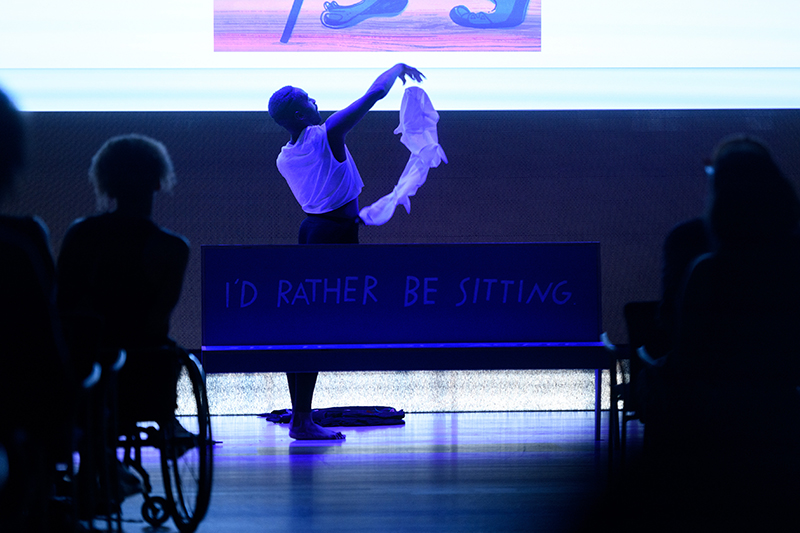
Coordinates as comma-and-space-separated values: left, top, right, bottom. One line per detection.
214, 0, 541, 51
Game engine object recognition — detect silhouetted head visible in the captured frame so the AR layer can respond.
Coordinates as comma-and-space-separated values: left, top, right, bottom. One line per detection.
0, 88, 25, 203
707, 135, 800, 246
268, 86, 321, 131
89, 134, 175, 211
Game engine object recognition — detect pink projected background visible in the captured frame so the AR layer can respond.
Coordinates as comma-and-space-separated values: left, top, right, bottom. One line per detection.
214, 0, 541, 51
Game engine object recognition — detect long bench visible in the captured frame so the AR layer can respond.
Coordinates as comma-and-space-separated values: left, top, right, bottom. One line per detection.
200, 242, 611, 440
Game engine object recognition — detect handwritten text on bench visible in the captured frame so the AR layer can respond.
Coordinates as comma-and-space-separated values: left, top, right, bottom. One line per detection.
225, 276, 573, 308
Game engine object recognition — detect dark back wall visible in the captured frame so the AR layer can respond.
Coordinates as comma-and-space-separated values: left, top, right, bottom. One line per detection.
7, 109, 800, 348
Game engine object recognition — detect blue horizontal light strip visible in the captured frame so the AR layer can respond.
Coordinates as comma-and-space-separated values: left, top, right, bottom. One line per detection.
202, 342, 606, 351
2, 68, 799, 112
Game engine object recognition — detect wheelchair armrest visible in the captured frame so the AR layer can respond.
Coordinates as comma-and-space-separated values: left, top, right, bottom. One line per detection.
637, 345, 665, 368
187, 351, 206, 382
111, 348, 127, 373
600, 332, 616, 352
82, 362, 102, 390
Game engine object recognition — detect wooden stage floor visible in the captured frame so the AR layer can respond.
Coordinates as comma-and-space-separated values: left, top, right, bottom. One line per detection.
115, 411, 643, 532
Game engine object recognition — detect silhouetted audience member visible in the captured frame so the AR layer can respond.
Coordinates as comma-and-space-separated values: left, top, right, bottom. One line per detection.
58, 134, 189, 417
658, 217, 712, 350
641, 136, 800, 531
631, 167, 714, 423
58, 135, 188, 342
0, 88, 74, 532
57, 134, 190, 503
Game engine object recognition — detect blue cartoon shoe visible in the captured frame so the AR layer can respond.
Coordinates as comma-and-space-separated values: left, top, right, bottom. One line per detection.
450, 0, 529, 29
321, 0, 409, 29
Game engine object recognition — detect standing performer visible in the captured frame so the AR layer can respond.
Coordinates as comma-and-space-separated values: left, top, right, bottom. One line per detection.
268, 63, 424, 440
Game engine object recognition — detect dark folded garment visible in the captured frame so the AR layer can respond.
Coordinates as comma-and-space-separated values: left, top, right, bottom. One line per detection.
260, 406, 405, 426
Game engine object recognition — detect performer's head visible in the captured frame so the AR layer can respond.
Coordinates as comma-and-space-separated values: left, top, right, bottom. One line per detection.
89, 134, 175, 211
707, 134, 800, 245
0, 88, 25, 204
268, 86, 321, 131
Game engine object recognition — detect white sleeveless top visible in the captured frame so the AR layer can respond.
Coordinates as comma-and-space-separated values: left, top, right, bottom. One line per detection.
276, 123, 364, 214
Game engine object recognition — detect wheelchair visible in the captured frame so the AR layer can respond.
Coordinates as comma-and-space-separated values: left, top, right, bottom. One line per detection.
108, 345, 213, 533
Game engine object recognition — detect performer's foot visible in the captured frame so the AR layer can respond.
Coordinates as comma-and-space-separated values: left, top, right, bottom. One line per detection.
289, 412, 346, 440
321, 0, 408, 29
450, 0, 530, 29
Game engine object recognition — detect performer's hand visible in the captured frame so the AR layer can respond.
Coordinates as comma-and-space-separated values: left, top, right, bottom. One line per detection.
326, 63, 426, 154
396, 64, 425, 85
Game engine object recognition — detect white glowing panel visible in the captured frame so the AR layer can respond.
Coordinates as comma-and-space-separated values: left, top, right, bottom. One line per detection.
177, 370, 613, 415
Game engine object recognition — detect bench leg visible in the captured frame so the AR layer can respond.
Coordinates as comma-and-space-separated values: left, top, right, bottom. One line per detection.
594, 368, 601, 441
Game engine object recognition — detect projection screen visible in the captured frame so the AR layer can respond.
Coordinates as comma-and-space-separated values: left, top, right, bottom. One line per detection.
1, 1, 799, 111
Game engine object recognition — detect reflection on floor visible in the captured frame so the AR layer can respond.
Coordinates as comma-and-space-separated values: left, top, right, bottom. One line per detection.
118, 411, 643, 532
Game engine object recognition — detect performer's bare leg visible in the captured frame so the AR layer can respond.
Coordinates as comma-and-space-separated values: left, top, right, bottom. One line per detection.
286, 372, 345, 440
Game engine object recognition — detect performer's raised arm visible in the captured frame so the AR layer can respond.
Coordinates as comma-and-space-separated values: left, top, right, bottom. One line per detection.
325, 63, 424, 161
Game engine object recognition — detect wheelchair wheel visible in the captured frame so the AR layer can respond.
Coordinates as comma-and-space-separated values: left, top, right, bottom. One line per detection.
142, 496, 170, 527
160, 351, 213, 533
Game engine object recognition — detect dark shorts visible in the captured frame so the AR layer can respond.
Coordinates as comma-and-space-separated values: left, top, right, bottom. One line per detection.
299, 214, 359, 245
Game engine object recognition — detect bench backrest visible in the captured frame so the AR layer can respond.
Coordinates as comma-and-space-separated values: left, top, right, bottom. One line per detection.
202, 243, 601, 358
